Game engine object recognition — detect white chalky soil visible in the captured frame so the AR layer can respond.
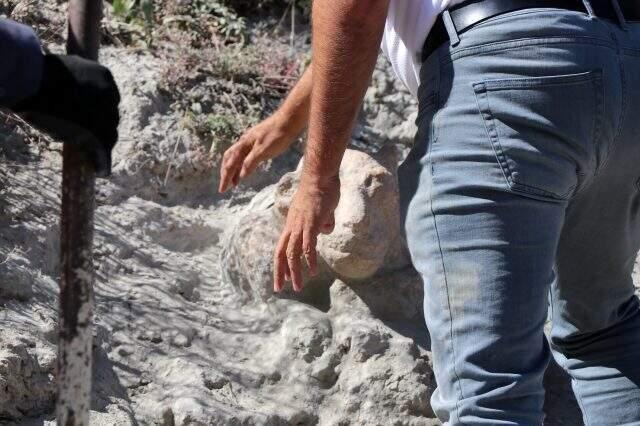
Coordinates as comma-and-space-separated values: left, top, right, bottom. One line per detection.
0, 49, 636, 426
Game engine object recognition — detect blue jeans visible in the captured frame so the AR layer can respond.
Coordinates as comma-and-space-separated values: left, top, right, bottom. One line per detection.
399, 8, 640, 425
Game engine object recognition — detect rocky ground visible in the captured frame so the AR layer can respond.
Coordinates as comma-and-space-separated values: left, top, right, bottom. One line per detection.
1, 2, 639, 425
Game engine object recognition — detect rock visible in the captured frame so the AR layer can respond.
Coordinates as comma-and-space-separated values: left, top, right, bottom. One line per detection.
220, 185, 334, 307
280, 307, 333, 363
169, 272, 202, 302
168, 328, 196, 348
351, 327, 391, 363
89, 406, 138, 425
138, 329, 163, 344
0, 251, 37, 301
310, 351, 342, 389
203, 372, 229, 390
0, 331, 56, 419
311, 281, 436, 424
172, 396, 208, 425
161, 407, 176, 426
347, 268, 424, 322
356, 56, 419, 149
275, 147, 410, 280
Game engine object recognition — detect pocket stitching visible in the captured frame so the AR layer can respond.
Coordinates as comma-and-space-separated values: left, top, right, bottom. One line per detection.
489, 87, 575, 199
480, 70, 599, 90
473, 83, 517, 194
564, 70, 604, 197
472, 71, 602, 200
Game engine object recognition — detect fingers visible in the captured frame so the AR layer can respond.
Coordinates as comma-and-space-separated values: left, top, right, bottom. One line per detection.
219, 141, 250, 193
273, 231, 290, 293
286, 230, 304, 292
302, 226, 318, 276
274, 219, 317, 293
239, 150, 261, 180
218, 153, 237, 193
273, 178, 339, 294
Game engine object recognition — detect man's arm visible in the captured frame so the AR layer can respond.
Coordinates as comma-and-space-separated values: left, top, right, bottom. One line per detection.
273, 0, 390, 292
0, 18, 44, 107
303, 0, 389, 184
219, 66, 312, 192
275, 65, 312, 138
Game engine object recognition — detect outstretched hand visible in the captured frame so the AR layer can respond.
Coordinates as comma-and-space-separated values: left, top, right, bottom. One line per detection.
273, 175, 340, 293
218, 114, 298, 193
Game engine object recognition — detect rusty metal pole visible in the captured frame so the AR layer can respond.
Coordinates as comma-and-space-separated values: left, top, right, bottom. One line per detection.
57, 1, 102, 424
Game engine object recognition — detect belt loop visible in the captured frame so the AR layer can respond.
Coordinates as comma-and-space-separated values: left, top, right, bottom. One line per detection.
610, 0, 629, 30
581, 0, 596, 18
442, 10, 460, 47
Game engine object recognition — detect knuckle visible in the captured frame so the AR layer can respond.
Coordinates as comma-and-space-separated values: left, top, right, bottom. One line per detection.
224, 153, 239, 166
243, 154, 255, 165
286, 246, 300, 259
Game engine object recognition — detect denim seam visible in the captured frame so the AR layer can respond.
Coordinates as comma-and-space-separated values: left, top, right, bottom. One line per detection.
473, 84, 576, 201
570, 70, 604, 198
441, 37, 616, 65
597, 41, 627, 173
473, 85, 514, 195
426, 119, 466, 424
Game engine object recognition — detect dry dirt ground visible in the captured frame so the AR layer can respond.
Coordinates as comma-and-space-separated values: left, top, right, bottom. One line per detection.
1, 13, 639, 426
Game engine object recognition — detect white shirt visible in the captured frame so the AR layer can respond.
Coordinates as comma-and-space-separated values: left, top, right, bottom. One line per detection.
382, 0, 464, 96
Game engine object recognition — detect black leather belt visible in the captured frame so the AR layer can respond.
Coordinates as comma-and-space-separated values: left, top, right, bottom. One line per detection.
422, 0, 640, 61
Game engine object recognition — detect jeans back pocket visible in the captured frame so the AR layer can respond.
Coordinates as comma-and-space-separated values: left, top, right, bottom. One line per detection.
473, 70, 604, 201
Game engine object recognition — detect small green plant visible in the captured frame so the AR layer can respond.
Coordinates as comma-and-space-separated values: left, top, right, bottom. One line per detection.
204, 112, 240, 156
193, 0, 247, 43
112, 0, 136, 20
181, 108, 241, 156
112, 0, 154, 46
205, 113, 238, 140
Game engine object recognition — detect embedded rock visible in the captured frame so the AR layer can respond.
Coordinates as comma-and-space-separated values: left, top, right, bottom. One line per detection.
0, 330, 56, 419
220, 185, 334, 307
275, 147, 411, 281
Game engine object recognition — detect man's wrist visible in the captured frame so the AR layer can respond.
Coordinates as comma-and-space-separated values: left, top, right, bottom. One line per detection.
271, 108, 305, 137
299, 169, 340, 189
